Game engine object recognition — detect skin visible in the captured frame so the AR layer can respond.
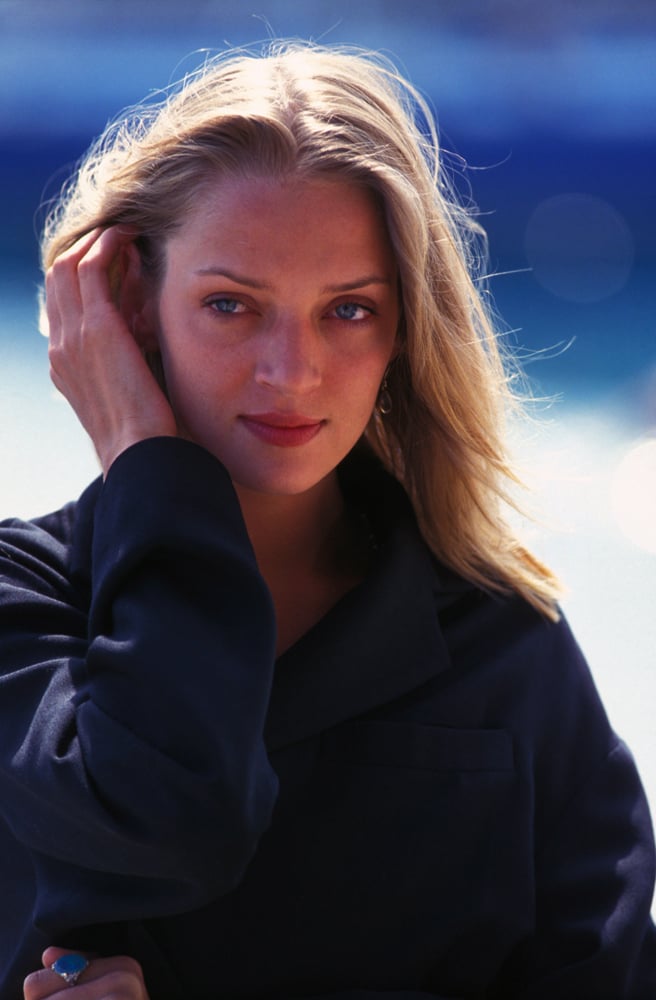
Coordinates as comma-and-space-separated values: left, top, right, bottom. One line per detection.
155, 175, 399, 503
46, 174, 400, 651
24, 948, 148, 1000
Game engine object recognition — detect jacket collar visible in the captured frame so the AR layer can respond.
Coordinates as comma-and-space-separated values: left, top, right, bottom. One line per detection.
69, 454, 471, 752
265, 455, 469, 750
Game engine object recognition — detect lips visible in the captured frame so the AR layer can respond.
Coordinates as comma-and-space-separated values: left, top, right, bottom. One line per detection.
239, 412, 325, 447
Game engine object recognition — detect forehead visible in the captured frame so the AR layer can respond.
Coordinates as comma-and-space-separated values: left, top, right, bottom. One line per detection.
167, 173, 395, 270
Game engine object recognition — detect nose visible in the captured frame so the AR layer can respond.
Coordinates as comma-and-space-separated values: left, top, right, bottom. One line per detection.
254, 314, 322, 396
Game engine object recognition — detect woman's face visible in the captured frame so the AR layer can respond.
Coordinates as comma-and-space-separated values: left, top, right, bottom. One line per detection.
153, 174, 400, 499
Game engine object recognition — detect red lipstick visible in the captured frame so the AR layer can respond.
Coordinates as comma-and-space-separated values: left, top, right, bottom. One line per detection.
240, 413, 324, 447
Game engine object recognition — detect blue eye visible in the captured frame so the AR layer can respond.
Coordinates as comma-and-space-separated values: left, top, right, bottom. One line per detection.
334, 302, 369, 321
209, 297, 244, 314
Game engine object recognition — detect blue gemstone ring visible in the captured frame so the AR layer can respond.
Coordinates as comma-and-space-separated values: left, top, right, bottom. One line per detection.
50, 953, 90, 987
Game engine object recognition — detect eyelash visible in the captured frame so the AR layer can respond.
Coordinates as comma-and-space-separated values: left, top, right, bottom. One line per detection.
204, 297, 374, 322
332, 302, 373, 322
207, 297, 247, 315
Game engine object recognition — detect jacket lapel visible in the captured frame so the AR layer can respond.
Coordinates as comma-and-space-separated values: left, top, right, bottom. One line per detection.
265, 511, 461, 750
69, 461, 468, 754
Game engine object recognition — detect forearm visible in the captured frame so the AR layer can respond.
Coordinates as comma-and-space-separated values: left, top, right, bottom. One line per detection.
1, 438, 279, 927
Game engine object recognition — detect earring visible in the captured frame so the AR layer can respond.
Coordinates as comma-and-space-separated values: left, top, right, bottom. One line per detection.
376, 372, 392, 415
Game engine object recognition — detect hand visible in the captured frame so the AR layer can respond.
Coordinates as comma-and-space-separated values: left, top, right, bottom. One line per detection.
46, 227, 178, 476
24, 947, 149, 1000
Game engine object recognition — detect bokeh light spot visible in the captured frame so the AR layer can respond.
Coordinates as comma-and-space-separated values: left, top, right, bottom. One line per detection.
611, 438, 656, 554
525, 193, 634, 303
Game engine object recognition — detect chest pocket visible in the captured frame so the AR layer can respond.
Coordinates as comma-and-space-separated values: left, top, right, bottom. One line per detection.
294, 719, 528, 983
320, 718, 514, 772
148, 722, 529, 997
314, 720, 519, 910
313, 720, 521, 895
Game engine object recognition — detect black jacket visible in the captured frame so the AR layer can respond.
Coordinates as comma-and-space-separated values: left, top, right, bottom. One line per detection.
1, 438, 654, 999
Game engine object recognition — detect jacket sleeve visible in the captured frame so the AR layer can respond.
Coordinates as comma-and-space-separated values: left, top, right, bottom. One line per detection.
490, 611, 656, 999
0, 437, 279, 934
501, 738, 656, 998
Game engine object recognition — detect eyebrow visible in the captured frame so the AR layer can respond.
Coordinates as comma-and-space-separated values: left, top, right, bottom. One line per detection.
195, 268, 268, 289
194, 267, 392, 293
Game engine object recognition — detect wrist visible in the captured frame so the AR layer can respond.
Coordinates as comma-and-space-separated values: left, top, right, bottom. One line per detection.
100, 426, 179, 478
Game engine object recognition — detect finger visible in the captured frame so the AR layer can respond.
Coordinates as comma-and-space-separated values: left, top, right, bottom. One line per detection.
55, 227, 105, 270
46, 226, 137, 343
48, 228, 143, 396
25, 971, 144, 1000
45, 950, 146, 989
25, 951, 146, 1000
45, 229, 104, 345
76, 227, 139, 317
41, 946, 94, 969
24, 948, 91, 1000
23, 968, 68, 1000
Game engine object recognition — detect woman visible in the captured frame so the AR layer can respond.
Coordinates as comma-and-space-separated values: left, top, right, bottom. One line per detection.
4, 42, 655, 999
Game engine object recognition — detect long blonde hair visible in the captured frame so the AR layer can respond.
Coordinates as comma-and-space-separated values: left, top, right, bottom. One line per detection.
41, 41, 561, 618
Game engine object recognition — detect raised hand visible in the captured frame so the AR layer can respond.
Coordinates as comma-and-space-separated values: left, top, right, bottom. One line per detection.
46, 227, 178, 476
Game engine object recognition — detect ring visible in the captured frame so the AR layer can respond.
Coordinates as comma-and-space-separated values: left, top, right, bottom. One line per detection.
51, 953, 90, 987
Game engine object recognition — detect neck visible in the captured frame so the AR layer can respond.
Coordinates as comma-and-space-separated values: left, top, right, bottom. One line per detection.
235, 473, 346, 582
235, 473, 372, 655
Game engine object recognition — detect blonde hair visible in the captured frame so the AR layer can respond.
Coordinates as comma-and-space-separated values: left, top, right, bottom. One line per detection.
41, 41, 561, 618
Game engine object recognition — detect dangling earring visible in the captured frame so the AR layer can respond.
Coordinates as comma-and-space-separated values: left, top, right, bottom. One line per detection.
376, 370, 392, 416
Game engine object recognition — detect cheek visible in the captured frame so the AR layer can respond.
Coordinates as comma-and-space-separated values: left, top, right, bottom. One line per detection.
159, 336, 253, 427
155, 334, 208, 426
337, 347, 391, 392
328, 362, 387, 427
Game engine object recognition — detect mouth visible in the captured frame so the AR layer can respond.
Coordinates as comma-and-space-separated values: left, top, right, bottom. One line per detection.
239, 412, 325, 447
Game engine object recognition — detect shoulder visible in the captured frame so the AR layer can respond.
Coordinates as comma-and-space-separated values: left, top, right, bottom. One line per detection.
346, 446, 594, 713
443, 583, 598, 710
343, 446, 611, 760
435, 576, 608, 736
440, 580, 581, 677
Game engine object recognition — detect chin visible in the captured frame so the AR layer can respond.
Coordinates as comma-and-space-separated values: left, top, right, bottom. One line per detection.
233, 473, 329, 498
226, 458, 340, 500
206, 440, 347, 500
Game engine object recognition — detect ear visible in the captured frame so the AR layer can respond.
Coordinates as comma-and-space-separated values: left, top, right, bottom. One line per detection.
118, 241, 159, 352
